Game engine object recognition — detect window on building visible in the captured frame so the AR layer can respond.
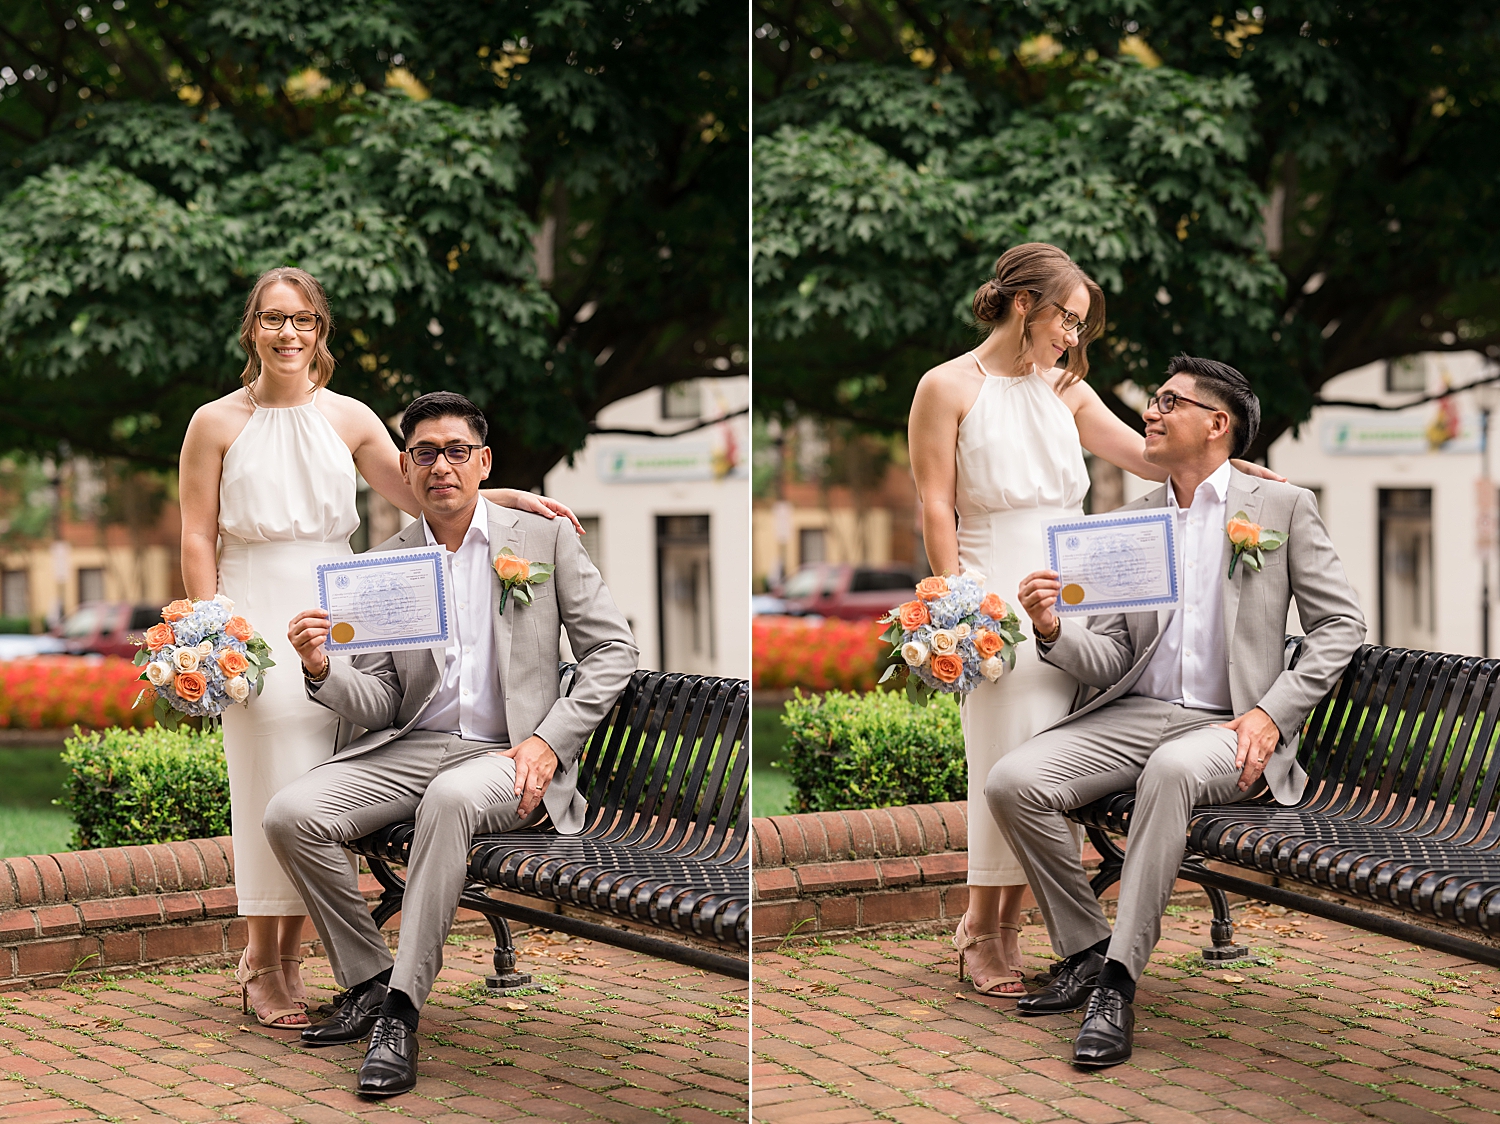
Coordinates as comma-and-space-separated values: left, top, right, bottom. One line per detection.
798, 527, 827, 565
1386, 356, 1426, 394
1379, 488, 1435, 650
1, 571, 29, 624
577, 516, 602, 577
661, 381, 703, 420
78, 567, 105, 605
657, 515, 714, 673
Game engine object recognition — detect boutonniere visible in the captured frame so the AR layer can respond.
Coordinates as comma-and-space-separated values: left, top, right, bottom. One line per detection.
1226, 512, 1287, 578
493, 548, 554, 613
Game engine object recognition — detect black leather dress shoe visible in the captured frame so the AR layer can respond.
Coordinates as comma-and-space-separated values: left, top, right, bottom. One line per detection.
356, 1016, 418, 1097
301, 982, 387, 1046
1016, 949, 1104, 1015
1072, 986, 1135, 1068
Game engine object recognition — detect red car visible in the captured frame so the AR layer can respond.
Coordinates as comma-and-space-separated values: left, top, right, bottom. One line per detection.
777, 564, 918, 620
53, 602, 163, 659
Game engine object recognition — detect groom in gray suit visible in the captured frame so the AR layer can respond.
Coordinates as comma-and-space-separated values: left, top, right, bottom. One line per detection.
991, 356, 1364, 1068
267, 391, 637, 1096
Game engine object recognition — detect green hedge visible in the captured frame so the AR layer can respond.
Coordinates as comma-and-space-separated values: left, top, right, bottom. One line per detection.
60, 725, 230, 849
780, 689, 966, 813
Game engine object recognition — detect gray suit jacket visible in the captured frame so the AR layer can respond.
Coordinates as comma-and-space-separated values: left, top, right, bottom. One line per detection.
305, 499, 639, 834
1039, 467, 1366, 805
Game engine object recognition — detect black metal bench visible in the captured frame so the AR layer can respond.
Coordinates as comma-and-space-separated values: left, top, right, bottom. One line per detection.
1068, 642, 1500, 970
348, 670, 750, 988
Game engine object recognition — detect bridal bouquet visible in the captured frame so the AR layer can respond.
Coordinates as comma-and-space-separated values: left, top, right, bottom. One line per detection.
131, 597, 274, 726
877, 571, 1027, 705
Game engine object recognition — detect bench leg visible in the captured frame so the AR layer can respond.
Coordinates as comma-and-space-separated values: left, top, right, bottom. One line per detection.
1198, 881, 1249, 963
484, 912, 533, 994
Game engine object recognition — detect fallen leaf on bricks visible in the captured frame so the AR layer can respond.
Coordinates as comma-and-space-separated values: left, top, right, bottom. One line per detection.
1222, 974, 1246, 984
505, 1001, 529, 1011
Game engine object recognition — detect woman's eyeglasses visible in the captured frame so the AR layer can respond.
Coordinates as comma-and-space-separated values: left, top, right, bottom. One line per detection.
1147, 390, 1222, 415
406, 444, 484, 467
256, 310, 321, 331
1050, 303, 1086, 332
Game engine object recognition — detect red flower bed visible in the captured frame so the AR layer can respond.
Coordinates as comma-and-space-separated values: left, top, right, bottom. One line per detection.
0, 657, 154, 730
753, 616, 886, 692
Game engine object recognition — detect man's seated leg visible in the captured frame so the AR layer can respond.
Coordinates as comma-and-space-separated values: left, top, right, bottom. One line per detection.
359, 745, 539, 1097
1077, 717, 1243, 1067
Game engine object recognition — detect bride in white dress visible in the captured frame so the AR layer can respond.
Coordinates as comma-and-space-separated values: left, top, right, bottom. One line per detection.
909, 243, 1279, 996
179, 267, 580, 1027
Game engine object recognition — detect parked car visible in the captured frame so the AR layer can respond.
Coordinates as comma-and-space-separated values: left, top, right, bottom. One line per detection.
775, 563, 918, 620
52, 602, 163, 659
0, 633, 68, 660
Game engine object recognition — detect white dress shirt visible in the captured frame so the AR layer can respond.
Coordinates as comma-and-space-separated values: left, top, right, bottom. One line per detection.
1131, 460, 1233, 711
414, 500, 509, 744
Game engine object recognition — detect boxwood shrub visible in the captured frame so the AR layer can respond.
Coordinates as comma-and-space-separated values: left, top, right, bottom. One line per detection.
60, 725, 230, 849
780, 689, 966, 813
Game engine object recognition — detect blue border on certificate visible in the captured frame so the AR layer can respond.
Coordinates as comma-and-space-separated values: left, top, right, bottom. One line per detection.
1044, 510, 1180, 613
315, 548, 450, 653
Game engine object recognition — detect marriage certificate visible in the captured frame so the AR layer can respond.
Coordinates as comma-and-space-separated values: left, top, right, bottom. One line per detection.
1041, 511, 1181, 616
313, 546, 451, 654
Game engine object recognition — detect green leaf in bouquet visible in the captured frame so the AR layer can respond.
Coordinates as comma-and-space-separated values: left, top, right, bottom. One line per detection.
878, 662, 901, 685
905, 673, 933, 708
133, 648, 151, 667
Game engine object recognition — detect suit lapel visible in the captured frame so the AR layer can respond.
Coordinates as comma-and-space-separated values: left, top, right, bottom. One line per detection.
487, 500, 523, 685
1132, 484, 1172, 651
1223, 469, 1263, 643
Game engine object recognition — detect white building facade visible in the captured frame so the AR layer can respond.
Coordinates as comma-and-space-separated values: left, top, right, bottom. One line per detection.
542, 377, 749, 678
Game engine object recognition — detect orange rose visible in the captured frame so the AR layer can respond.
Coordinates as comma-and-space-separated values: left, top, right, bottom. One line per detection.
974, 629, 1005, 659
174, 671, 207, 702
1226, 516, 1261, 548
144, 623, 176, 651
980, 593, 1007, 620
225, 616, 252, 642
930, 653, 964, 683
162, 599, 195, 622
915, 576, 949, 602
897, 600, 930, 630
495, 554, 531, 582
218, 650, 250, 677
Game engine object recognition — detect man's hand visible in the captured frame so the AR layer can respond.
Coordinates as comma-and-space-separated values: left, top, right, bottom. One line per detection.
1217, 707, 1282, 791
493, 735, 559, 819
287, 609, 331, 676
1017, 569, 1063, 640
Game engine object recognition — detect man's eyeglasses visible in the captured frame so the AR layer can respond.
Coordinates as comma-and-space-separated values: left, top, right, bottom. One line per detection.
256, 310, 321, 332
1147, 390, 1223, 415
406, 444, 484, 467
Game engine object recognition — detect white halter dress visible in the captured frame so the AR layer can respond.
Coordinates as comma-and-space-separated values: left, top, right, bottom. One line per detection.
217, 392, 359, 914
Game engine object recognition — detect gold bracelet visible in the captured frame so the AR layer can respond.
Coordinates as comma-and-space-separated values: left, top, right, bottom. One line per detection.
1038, 618, 1062, 644
303, 660, 330, 682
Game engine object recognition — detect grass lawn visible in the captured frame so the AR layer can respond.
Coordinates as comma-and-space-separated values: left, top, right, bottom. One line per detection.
752, 706, 794, 819
1, 746, 74, 858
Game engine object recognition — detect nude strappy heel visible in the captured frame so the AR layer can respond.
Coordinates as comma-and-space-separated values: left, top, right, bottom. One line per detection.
235, 950, 307, 1028
953, 917, 1026, 997
281, 954, 308, 1010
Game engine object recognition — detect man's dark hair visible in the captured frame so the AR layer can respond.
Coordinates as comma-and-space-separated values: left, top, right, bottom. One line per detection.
1165, 355, 1260, 459
400, 391, 488, 446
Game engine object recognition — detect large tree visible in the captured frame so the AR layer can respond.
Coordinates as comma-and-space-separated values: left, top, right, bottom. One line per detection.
0, 0, 745, 487
753, 1, 1500, 452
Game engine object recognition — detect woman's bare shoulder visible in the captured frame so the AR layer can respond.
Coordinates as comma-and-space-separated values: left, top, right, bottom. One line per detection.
915, 354, 982, 404
185, 389, 253, 446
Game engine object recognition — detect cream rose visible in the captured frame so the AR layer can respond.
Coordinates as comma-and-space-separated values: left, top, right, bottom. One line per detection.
213, 593, 235, 612
929, 629, 958, 655
953, 622, 971, 640
901, 640, 929, 668
225, 676, 250, 703
145, 661, 171, 686
980, 656, 1006, 683
196, 640, 213, 656
964, 570, 987, 586
172, 647, 200, 673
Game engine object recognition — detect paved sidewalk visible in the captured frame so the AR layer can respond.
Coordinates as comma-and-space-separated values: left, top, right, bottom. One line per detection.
0, 929, 748, 1123
754, 899, 1500, 1123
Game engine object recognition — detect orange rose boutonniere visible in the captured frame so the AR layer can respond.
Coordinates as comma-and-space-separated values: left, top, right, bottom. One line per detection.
1226, 511, 1287, 578
493, 547, 554, 614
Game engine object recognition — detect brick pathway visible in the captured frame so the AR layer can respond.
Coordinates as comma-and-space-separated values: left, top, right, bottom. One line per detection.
0, 929, 748, 1122
753, 899, 1500, 1123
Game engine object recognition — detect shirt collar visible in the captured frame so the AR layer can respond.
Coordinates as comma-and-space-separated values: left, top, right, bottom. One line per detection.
420, 498, 491, 550
1167, 460, 1233, 511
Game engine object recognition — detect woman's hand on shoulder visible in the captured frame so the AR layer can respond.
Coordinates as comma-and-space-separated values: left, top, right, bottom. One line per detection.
1230, 459, 1288, 483
486, 490, 585, 535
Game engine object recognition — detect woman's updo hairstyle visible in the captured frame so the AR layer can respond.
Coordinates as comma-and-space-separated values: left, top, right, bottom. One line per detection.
972, 242, 1105, 389
237, 266, 338, 391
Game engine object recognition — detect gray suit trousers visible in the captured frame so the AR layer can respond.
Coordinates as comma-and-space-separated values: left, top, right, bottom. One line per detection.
985, 696, 1257, 978
264, 730, 538, 1008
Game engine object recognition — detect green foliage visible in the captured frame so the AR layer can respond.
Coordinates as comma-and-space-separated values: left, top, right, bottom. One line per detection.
59, 725, 230, 849
780, 689, 965, 813
753, 2, 1500, 451
0, 1, 746, 487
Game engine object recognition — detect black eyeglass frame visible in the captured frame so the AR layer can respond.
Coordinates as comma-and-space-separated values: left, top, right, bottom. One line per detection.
405, 443, 485, 467
255, 310, 322, 332
1147, 390, 1224, 416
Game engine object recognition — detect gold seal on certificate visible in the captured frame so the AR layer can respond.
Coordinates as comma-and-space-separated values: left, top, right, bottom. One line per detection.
313, 546, 452, 654
1042, 511, 1181, 616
